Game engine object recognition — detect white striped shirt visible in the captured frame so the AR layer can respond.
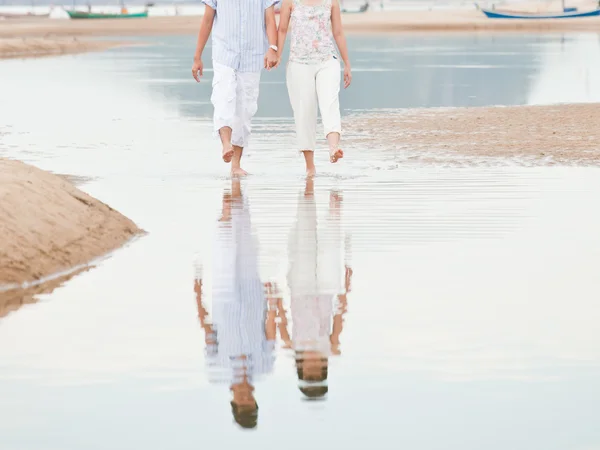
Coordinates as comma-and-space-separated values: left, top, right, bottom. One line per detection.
202, 0, 278, 73
206, 196, 275, 385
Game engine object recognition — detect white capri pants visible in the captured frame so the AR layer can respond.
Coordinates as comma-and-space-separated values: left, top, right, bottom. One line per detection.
211, 61, 261, 149
286, 58, 342, 152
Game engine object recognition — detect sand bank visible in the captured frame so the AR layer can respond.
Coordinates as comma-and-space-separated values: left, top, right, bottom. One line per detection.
346, 103, 600, 165
0, 158, 141, 294
2, 9, 600, 41
0, 37, 125, 59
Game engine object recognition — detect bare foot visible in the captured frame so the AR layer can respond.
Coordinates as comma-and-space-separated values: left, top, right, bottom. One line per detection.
231, 167, 248, 178
329, 149, 344, 163
306, 167, 316, 178
222, 146, 234, 163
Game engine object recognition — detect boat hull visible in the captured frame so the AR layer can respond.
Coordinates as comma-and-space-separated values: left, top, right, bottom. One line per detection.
479, 6, 600, 18
66, 10, 148, 19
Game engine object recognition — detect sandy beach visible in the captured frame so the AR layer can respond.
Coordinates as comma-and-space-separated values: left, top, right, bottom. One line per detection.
1, 7, 599, 60
2, 7, 600, 59
0, 158, 141, 291
0, 37, 125, 59
346, 103, 600, 165
2, 9, 600, 39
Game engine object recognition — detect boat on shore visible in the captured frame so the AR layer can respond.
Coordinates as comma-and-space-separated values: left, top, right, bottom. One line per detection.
481, 8, 600, 19
66, 10, 148, 19
478, 6, 600, 18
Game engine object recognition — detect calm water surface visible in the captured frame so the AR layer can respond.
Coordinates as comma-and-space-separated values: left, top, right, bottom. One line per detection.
1, 33, 600, 449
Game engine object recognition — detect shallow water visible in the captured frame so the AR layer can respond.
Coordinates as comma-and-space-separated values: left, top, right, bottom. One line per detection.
1, 34, 600, 448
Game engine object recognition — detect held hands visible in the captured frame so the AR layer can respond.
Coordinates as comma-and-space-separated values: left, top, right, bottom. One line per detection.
264, 48, 279, 70
192, 58, 203, 82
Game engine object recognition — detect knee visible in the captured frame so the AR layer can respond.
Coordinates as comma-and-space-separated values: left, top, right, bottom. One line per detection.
211, 83, 236, 120
243, 85, 260, 118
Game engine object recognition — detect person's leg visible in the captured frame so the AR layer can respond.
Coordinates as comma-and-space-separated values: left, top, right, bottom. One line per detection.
287, 62, 318, 176
231, 70, 262, 177
230, 77, 247, 176
316, 58, 343, 163
211, 62, 238, 163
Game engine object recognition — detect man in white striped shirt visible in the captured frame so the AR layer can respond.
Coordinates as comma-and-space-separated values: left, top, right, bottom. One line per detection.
194, 180, 281, 429
192, 0, 279, 177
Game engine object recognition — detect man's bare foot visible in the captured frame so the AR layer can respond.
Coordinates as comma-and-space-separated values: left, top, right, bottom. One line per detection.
306, 167, 316, 177
222, 146, 234, 163
231, 167, 248, 177
330, 149, 344, 163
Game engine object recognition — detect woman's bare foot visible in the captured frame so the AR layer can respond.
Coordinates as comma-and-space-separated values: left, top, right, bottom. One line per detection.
330, 149, 344, 163
222, 145, 234, 163
306, 167, 316, 177
231, 167, 248, 177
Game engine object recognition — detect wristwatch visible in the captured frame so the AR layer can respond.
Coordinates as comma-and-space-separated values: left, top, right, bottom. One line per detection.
269, 44, 278, 52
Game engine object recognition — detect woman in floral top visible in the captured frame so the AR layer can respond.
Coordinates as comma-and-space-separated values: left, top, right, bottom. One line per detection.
276, 0, 352, 177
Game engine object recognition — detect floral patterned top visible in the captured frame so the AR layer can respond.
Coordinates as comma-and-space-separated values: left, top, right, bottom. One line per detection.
289, 0, 338, 64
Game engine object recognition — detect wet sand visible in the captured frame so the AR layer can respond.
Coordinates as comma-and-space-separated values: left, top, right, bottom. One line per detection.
0, 158, 141, 290
0, 37, 125, 59
346, 103, 600, 166
1, 34, 600, 445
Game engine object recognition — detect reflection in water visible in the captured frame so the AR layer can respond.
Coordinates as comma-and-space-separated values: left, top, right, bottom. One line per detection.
193, 180, 280, 429
527, 34, 600, 104
282, 178, 353, 400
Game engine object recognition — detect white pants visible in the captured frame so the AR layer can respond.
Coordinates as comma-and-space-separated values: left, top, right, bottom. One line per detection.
286, 58, 342, 152
211, 61, 261, 149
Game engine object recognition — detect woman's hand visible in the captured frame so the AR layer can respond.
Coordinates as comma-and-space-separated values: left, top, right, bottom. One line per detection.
264, 48, 278, 70
343, 64, 352, 89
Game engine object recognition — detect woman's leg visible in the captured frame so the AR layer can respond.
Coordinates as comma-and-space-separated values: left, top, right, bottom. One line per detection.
315, 59, 343, 163
287, 62, 318, 175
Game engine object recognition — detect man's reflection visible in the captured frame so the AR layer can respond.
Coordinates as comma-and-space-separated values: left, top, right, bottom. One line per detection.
194, 180, 280, 429
281, 178, 353, 400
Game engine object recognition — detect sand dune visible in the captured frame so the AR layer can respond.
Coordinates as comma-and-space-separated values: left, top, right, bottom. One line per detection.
0, 158, 141, 295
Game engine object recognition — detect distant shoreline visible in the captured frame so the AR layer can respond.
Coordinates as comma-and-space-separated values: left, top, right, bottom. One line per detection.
3, 9, 600, 59
2, 10, 600, 38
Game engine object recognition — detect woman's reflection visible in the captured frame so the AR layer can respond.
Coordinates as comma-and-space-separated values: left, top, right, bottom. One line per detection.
281, 178, 353, 400
193, 180, 281, 429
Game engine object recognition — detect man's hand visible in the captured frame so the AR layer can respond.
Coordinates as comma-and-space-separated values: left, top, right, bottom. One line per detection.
264, 48, 278, 70
192, 58, 203, 82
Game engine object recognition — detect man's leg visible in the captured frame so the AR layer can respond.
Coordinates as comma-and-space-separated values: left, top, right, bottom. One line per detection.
211, 62, 237, 163
231, 70, 262, 176
230, 80, 246, 176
